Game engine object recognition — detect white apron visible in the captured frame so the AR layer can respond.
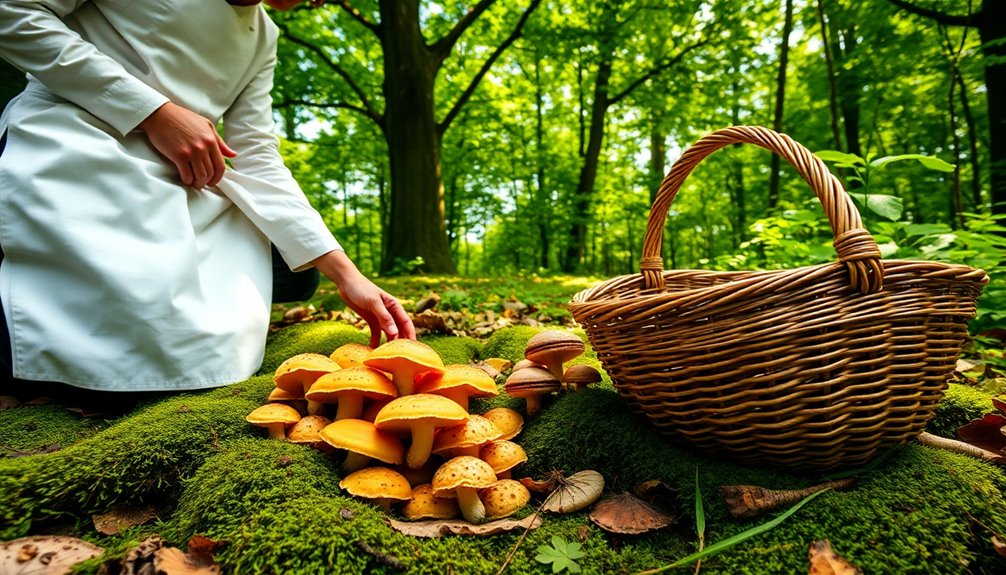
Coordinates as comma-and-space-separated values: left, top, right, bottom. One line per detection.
0, 0, 340, 390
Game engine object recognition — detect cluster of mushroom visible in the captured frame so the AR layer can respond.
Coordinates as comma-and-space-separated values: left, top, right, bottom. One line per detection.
504, 330, 601, 416
245, 339, 535, 524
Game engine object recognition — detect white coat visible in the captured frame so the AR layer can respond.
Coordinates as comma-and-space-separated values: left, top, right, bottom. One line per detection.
0, 0, 341, 390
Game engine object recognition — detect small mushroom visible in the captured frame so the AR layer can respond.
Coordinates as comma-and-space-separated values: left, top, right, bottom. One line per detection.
266, 387, 308, 414
374, 394, 468, 468
329, 342, 374, 368
305, 366, 398, 420
432, 456, 498, 524
402, 483, 461, 520
542, 470, 605, 514
364, 339, 445, 396
286, 414, 332, 450
339, 467, 412, 513
273, 353, 342, 415
480, 479, 531, 519
246, 403, 301, 440
562, 364, 602, 392
482, 407, 524, 440
320, 418, 404, 472
504, 367, 561, 417
523, 330, 585, 380
588, 492, 674, 534
416, 364, 499, 411
479, 440, 528, 479
432, 415, 503, 458
511, 359, 540, 372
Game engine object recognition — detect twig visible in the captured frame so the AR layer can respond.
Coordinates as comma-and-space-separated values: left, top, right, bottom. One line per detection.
356, 541, 406, 571
496, 499, 547, 575
719, 478, 855, 519
916, 432, 1004, 463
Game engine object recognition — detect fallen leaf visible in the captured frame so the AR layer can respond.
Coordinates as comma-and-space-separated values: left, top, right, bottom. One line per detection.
484, 357, 513, 372
98, 535, 221, 575
472, 361, 500, 379
808, 540, 862, 575
92, 503, 159, 535
957, 413, 1006, 454
414, 292, 441, 314
411, 310, 451, 334
519, 476, 558, 494
1, 535, 103, 575
633, 479, 677, 511
542, 470, 605, 514
589, 492, 674, 535
387, 515, 541, 538
66, 406, 112, 419
0, 395, 21, 410
155, 545, 220, 575
993, 535, 1006, 558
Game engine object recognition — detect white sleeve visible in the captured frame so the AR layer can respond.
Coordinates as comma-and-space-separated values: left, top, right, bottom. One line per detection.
219, 46, 341, 272
0, 0, 169, 135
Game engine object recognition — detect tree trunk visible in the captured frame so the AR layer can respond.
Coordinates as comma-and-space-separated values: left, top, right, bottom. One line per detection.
379, 1, 456, 274
829, 14, 862, 159
979, 4, 1006, 226
817, 0, 843, 150
767, 0, 794, 210
955, 73, 981, 211
533, 54, 550, 270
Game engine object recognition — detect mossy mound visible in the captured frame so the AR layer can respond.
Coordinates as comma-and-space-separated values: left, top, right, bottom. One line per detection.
0, 404, 105, 457
927, 383, 995, 438
2, 323, 1004, 574
422, 334, 482, 365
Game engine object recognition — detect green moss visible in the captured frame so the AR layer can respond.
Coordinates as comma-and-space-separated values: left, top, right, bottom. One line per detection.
0, 405, 105, 457
422, 334, 482, 365
927, 383, 995, 438
261, 322, 369, 373
480, 326, 542, 363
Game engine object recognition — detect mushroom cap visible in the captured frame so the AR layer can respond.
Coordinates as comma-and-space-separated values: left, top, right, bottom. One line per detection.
320, 418, 405, 465
432, 415, 502, 455
480, 479, 531, 519
364, 339, 445, 378
432, 456, 498, 497
246, 403, 302, 426
305, 366, 398, 404
563, 364, 603, 387
482, 408, 524, 441
524, 330, 585, 366
402, 483, 461, 520
588, 492, 674, 534
416, 364, 499, 399
504, 367, 562, 398
330, 342, 374, 368
339, 467, 412, 502
267, 387, 303, 402
286, 414, 332, 444
273, 353, 341, 393
373, 394, 468, 434
479, 440, 528, 475
512, 359, 541, 372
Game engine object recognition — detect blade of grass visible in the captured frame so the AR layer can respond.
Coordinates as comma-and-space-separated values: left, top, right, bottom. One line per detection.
822, 447, 899, 481
693, 467, 705, 575
635, 487, 833, 575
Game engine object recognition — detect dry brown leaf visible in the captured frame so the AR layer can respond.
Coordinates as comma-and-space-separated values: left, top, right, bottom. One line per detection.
387, 514, 541, 538
519, 476, 558, 494
92, 503, 159, 535
1, 535, 103, 575
0, 395, 21, 410
414, 292, 441, 314
808, 540, 862, 575
98, 535, 221, 575
412, 310, 452, 333
589, 492, 674, 535
484, 357, 513, 372
992, 535, 1006, 558
154, 546, 220, 575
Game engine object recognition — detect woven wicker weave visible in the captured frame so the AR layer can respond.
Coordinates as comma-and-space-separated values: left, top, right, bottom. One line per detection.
568, 126, 988, 472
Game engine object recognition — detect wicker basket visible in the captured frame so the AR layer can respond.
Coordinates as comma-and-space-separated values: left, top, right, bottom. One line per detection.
568, 126, 988, 472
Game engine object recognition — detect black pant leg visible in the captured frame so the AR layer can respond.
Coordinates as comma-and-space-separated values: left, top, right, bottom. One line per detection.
270, 243, 320, 303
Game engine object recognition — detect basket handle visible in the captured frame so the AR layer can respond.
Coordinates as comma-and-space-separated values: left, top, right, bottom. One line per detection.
640, 126, 883, 294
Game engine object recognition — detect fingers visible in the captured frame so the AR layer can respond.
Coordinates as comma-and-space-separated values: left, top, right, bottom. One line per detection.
175, 159, 194, 187
207, 143, 227, 187
383, 292, 416, 340
190, 155, 211, 189
216, 132, 238, 159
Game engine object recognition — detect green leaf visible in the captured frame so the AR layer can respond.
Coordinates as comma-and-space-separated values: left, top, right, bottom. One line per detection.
816, 150, 866, 166
694, 468, 705, 546
847, 192, 904, 221
869, 154, 955, 173
535, 536, 584, 573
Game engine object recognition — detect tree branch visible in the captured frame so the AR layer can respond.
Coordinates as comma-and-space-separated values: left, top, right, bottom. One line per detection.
275, 23, 383, 126
608, 35, 712, 107
438, 0, 543, 135
429, 0, 498, 67
332, 0, 382, 37
886, 0, 975, 27
274, 97, 373, 119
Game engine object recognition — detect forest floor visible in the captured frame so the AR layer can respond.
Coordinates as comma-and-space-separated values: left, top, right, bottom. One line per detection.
1, 275, 1005, 574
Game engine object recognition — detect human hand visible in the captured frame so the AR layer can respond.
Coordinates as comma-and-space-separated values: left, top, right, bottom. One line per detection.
312, 250, 416, 348
139, 102, 237, 189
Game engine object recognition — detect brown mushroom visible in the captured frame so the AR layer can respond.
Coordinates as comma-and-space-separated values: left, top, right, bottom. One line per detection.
246, 403, 301, 440
416, 364, 499, 411
479, 440, 528, 479
305, 366, 398, 420
273, 353, 342, 415
432, 415, 502, 458
542, 470, 605, 514
374, 394, 468, 468
562, 364, 602, 392
482, 407, 524, 440
329, 342, 373, 368
320, 418, 404, 472
504, 367, 561, 417
432, 456, 498, 524
524, 330, 585, 379
286, 414, 332, 450
511, 359, 540, 372
588, 492, 674, 534
339, 467, 412, 513
480, 479, 531, 519
364, 339, 445, 396
402, 483, 461, 520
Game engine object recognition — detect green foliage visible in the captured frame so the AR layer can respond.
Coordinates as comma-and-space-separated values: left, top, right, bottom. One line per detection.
421, 334, 482, 365
536, 536, 586, 574
927, 383, 996, 438
0, 405, 105, 458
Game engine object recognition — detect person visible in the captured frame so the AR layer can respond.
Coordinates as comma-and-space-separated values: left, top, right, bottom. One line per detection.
0, 0, 415, 393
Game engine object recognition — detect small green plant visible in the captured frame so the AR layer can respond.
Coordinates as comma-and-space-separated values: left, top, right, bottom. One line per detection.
440, 288, 472, 311
535, 535, 586, 573
384, 256, 426, 276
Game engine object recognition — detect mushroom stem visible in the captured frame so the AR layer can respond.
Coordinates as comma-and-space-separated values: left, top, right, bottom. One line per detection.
335, 395, 364, 420
543, 361, 563, 380
266, 424, 287, 441
407, 423, 436, 469
456, 486, 487, 524
306, 399, 326, 416
375, 498, 393, 513
498, 470, 512, 479
441, 389, 470, 412
391, 367, 419, 396
524, 395, 542, 417
342, 451, 371, 473
455, 446, 480, 458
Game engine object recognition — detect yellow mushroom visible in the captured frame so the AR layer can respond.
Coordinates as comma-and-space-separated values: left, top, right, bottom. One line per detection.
305, 366, 397, 421
402, 483, 461, 520
416, 364, 499, 411
339, 467, 412, 513
479, 440, 528, 479
482, 407, 524, 441
480, 479, 531, 519
432, 415, 502, 458
432, 456, 497, 524
364, 339, 444, 396
273, 353, 341, 415
246, 403, 301, 440
374, 394, 468, 469
320, 418, 404, 472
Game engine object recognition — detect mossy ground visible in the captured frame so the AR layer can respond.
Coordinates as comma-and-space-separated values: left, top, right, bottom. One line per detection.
1, 321, 1004, 574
